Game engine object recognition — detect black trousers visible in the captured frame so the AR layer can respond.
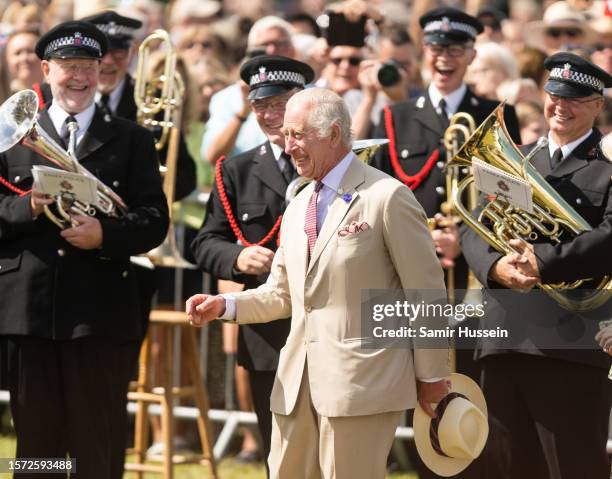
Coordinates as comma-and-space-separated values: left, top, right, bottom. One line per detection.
6, 335, 140, 479
248, 369, 276, 479
480, 353, 611, 479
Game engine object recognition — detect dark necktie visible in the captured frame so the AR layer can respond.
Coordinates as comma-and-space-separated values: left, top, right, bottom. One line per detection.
98, 93, 111, 115
60, 115, 77, 151
437, 98, 449, 129
551, 148, 563, 169
280, 153, 295, 184
304, 181, 324, 261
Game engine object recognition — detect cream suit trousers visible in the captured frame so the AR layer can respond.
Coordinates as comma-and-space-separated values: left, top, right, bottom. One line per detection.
268, 366, 403, 479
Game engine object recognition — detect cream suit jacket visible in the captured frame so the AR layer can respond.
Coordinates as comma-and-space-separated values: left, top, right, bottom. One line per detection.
232, 157, 449, 417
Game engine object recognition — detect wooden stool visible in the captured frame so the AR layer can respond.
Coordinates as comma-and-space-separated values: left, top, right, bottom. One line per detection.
125, 310, 218, 479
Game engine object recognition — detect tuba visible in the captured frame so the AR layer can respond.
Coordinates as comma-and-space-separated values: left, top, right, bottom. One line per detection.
0, 89, 127, 228
134, 29, 195, 269
449, 102, 611, 312
285, 138, 389, 204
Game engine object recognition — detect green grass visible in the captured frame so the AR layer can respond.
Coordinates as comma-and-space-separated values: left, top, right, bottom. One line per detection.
0, 434, 417, 478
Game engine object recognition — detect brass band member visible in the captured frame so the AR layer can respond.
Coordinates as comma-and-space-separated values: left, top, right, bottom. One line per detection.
0, 21, 167, 477
461, 53, 612, 479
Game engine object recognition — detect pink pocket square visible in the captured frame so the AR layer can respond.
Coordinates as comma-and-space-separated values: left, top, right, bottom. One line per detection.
337, 221, 370, 237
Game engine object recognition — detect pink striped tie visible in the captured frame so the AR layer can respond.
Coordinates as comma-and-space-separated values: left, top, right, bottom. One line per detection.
305, 181, 323, 261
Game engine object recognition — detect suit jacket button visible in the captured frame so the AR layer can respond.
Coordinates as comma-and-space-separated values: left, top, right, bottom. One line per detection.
14, 175, 20, 182
401, 149, 409, 159
57, 248, 65, 257
437, 161, 444, 169
305, 306, 312, 313
122, 270, 128, 278
576, 198, 582, 205
113, 180, 120, 187
435, 186, 445, 195
242, 213, 249, 221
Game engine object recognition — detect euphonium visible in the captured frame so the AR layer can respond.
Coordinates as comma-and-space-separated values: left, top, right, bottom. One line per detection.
0, 89, 127, 228
134, 29, 195, 269
449, 102, 611, 312
285, 138, 389, 204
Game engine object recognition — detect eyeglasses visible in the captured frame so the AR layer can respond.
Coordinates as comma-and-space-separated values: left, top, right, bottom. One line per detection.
251, 97, 289, 113
425, 43, 470, 58
52, 60, 98, 74
547, 93, 601, 106
546, 28, 582, 38
329, 56, 362, 67
592, 43, 612, 52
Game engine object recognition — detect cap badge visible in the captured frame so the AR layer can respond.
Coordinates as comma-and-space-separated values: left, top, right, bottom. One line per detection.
562, 63, 572, 79
258, 66, 268, 82
108, 21, 117, 36
74, 32, 82, 46
441, 17, 451, 32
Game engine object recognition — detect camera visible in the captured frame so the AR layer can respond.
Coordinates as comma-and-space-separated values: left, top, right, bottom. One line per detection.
377, 60, 402, 87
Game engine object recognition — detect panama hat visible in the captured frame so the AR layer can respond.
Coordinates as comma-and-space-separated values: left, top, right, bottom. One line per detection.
524, 1, 595, 52
414, 373, 489, 477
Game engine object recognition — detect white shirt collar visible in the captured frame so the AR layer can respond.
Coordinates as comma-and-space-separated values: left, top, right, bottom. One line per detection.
48, 100, 95, 140
428, 83, 467, 118
95, 76, 126, 114
547, 128, 593, 160
320, 150, 355, 193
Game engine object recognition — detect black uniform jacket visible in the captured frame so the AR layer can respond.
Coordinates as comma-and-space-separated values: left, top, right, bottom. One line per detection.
36, 76, 195, 201
460, 129, 612, 369
191, 142, 290, 371
0, 104, 169, 341
371, 87, 521, 218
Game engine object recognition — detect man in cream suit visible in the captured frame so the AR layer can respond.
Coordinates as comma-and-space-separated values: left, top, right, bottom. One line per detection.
187, 88, 449, 479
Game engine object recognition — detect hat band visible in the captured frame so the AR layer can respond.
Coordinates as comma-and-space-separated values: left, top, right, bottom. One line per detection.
249, 70, 306, 88
424, 20, 478, 39
429, 392, 468, 458
44, 34, 101, 58
549, 66, 604, 92
95, 23, 137, 38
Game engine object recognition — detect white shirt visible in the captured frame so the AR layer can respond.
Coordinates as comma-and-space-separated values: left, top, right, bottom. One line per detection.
48, 100, 95, 148
270, 142, 290, 172
428, 83, 468, 119
547, 129, 593, 161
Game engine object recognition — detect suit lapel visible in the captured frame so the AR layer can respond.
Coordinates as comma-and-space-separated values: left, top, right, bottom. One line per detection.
414, 93, 445, 137
550, 130, 601, 178
252, 142, 287, 198
75, 106, 116, 161
115, 75, 137, 119
457, 88, 482, 119
37, 107, 64, 147
531, 146, 552, 178
306, 158, 366, 274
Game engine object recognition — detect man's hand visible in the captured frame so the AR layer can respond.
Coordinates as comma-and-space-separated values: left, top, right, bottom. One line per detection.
357, 60, 381, 100
238, 80, 251, 119
331, 0, 384, 23
430, 215, 461, 269
30, 188, 54, 217
595, 325, 612, 356
60, 213, 103, 249
417, 379, 450, 418
186, 294, 227, 327
489, 253, 539, 292
509, 238, 541, 280
236, 245, 275, 275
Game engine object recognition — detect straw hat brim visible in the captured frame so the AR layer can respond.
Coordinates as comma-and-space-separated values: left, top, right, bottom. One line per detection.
414, 373, 488, 478
524, 19, 597, 52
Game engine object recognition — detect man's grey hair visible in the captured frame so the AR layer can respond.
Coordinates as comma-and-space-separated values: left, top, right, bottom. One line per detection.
247, 16, 295, 48
291, 88, 353, 148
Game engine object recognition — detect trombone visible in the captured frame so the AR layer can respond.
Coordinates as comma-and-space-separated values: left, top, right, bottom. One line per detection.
134, 29, 195, 269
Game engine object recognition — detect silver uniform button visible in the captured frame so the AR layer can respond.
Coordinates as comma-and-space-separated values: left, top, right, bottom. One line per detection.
122, 271, 128, 278
437, 161, 445, 169
401, 149, 409, 159
435, 186, 445, 195
57, 249, 65, 257
576, 198, 582, 205
337, 188, 344, 195
242, 213, 249, 221
14, 175, 20, 182
113, 180, 119, 187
